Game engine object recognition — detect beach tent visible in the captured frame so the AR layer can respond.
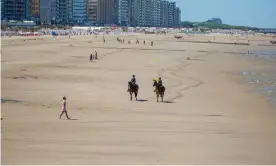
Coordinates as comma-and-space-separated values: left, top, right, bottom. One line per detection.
52, 31, 57, 36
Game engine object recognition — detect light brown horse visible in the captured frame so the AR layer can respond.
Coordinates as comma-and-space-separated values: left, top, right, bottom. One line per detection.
128, 82, 139, 101
153, 80, 165, 102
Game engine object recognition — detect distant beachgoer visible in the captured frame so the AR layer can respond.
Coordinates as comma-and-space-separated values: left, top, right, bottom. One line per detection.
60, 97, 70, 119
144, 40, 146, 45
95, 51, 98, 59
90, 54, 93, 62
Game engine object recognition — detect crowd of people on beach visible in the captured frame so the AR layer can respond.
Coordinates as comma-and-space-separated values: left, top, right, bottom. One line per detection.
117, 37, 154, 46
1, 28, 134, 37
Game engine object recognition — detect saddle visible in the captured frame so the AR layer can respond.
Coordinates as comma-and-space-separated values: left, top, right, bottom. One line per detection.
156, 84, 164, 93
128, 82, 137, 91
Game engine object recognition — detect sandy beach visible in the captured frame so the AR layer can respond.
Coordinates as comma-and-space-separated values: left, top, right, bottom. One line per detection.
1, 33, 276, 164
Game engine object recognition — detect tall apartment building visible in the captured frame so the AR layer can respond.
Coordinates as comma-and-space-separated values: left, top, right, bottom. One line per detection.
173, 7, 180, 26
51, 0, 57, 24
130, 0, 138, 26
56, 0, 73, 24
131, 0, 147, 26
30, 0, 40, 22
87, 0, 98, 24
118, 0, 128, 26
97, 0, 118, 25
152, 0, 161, 27
168, 2, 175, 27
40, 0, 51, 24
1, 0, 28, 21
1, 1, 4, 20
160, 0, 169, 27
127, 0, 134, 26
72, 0, 87, 24
144, 0, 154, 26
131, 0, 178, 27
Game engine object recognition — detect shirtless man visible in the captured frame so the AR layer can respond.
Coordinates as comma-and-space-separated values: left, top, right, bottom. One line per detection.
60, 97, 70, 119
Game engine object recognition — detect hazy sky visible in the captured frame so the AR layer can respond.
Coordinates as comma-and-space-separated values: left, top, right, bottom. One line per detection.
171, 0, 276, 28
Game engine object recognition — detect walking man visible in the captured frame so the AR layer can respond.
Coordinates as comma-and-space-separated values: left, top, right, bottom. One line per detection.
60, 97, 70, 119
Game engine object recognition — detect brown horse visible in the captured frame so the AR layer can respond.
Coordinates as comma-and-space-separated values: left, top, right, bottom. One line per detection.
153, 80, 165, 102
128, 82, 139, 101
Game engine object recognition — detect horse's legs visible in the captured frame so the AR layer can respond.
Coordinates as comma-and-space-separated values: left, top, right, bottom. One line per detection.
135, 91, 138, 100
129, 92, 132, 100
156, 92, 159, 102
162, 88, 165, 102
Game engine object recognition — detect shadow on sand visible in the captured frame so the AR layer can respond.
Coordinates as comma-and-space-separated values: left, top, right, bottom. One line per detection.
69, 118, 78, 120
136, 99, 149, 102
61, 118, 78, 120
163, 101, 175, 104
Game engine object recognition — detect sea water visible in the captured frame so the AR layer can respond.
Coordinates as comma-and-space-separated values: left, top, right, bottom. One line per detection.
241, 69, 276, 105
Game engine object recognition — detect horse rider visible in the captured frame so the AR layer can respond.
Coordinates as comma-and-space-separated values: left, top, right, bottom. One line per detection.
153, 78, 158, 92
154, 77, 163, 92
158, 77, 163, 87
128, 75, 136, 92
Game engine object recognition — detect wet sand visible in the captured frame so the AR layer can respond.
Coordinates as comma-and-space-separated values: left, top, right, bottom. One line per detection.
1, 34, 276, 164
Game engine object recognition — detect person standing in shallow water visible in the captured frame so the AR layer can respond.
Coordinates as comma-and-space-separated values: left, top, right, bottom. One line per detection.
60, 97, 70, 119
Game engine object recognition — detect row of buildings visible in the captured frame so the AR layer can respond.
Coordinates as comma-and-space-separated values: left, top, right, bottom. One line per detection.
1, 0, 181, 27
